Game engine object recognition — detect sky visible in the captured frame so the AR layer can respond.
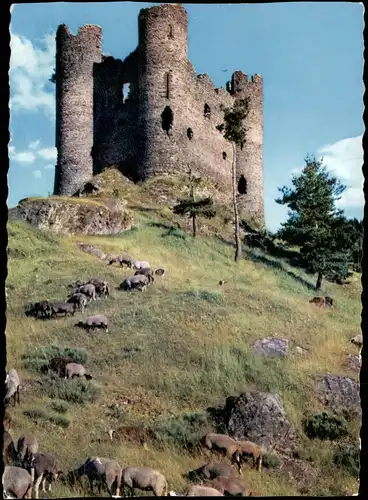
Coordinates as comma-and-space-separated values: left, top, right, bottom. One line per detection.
8, 2, 364, 232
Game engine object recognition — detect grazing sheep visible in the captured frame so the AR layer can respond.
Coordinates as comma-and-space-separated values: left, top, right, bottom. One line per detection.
77, 314, 109, 333
25, 300, 51, 319
233, 440, 262, 473
2, 466, 33, 499
205, 476, 252, 496
4, 409, 12, 431
154, 268, 165, 276
132, 260, 151, 271
92, 281, 110, 299
49, 301, 76, 318
4, 369, 21, 407
186, 461, 237, 482
121, 275, 149, 292
186, 484, 223, 496
77, 284, 97, 301
121, 467, 168, 497
24, 451, 60, 499
108, 255, 133, 268
45, 356, 75, 378
67, 457, 122, 497
65, 363, 93, 380
67, 293, 89, 312
16, 435, 39, 467
351, 334, 363, 348
134, 267, 155, 284
309, 296, 334, 308
3, 432, 17, 466
201, 433, 239, 464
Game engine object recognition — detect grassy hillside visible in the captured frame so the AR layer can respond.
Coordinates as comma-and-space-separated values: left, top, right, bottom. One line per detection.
6, 188, 361, 497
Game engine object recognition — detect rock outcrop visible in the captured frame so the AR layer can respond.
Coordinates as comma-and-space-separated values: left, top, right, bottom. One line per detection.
315, 374, 361, 416
8, 197, 132, 236
227, 391, 297, 452
252, 337, 289, 358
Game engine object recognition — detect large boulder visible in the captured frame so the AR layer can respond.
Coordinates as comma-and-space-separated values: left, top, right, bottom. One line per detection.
315, 374, 361, 417
227, 391, 297, 452
8, 197, 132, 236
252, 337, 289, 358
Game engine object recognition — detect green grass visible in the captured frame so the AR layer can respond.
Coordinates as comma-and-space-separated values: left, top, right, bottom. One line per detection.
6, 189, 361, 496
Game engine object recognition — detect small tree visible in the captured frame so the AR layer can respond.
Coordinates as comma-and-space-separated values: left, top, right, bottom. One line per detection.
219, 98, 249, 262
275, 155, 349, 290
172, 169, 216, 237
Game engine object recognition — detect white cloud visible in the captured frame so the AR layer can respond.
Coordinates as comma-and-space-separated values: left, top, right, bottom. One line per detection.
10, 150, 36, 164
317, 135, 363, 209
28, 139, 41, 150
8, 145, 15, 154
33, 170, 42, 179
37, 147, 57, 161
10, 31, 56, 120
44, 164, 55, 170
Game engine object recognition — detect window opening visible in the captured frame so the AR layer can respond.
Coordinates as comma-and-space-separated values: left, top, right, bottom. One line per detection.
238, 175, 247, 195
204, 103, 211, 119
161, 106, 174, 136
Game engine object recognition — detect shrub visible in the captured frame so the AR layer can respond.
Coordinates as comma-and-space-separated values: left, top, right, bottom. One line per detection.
51, 400, 69, 414
333, 444, 360, 478
48, 414, 71, 428
182, 290, 225, 304
151, 411, 212, 450
23, 407, 71, 428
41, 378, 100, 405
262, 454, 282, 469
302, 412, 349, 440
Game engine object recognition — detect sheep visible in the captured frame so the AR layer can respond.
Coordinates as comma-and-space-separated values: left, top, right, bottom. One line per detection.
132, 260, 151, 271
309, 296, 334, 308
4, 369, 20, 407
351, 334, 363, 348
77, 314, 109, 333
201, 433, 239, 464
16, 434, 39, 467
154, 268, 166, 276
23, 451, 60, 499
67, 293, 89, 312
3, 432, 17, 466
233, 440, 262, 473
43, 356, 75, 378
134, 267, 155, 284
204, 476, 252, 496
65, 362, 93, 380
121, 467, 168, 497
120, 275, 149, 292
186, 484, 224, 496
49, 301, 76, 317
25, 301, 51, 319
108, 255, 133, 268
4, 409, 12, 431
186, 461, 237, 482
67, 457, 122, 496
76, 283, 97, 301
2, 466, 33, 499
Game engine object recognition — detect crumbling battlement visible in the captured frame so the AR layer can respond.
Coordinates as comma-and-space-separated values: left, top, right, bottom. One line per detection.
53, 3, 264, 225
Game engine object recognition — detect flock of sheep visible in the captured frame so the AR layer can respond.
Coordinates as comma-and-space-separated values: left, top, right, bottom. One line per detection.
4, 246, 362, 498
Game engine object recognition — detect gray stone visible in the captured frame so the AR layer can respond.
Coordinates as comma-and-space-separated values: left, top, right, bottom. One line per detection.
315, 374, 361, 416
227, 391, 297, 452
252, 337, 289, 358
347, 354, 361, 372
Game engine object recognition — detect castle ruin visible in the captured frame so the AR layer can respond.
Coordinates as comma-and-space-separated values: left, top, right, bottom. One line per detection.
53, 3, 264, 224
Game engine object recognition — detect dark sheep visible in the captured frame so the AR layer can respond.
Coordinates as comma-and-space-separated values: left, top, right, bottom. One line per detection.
66, 456, 122, 496
49, 301, 76, 317
46, 356, 75, 377
67, 293, 88, 312
134, 267, 155, 284
186, 461, 237, 482
23, 451, 61, 499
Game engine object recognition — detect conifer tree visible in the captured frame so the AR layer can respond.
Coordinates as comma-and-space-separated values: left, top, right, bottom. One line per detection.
172, 169, 216, 238
275, 155, 350, 290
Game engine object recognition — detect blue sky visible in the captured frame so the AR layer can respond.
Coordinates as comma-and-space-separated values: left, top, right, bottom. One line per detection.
9, 2, 364, 232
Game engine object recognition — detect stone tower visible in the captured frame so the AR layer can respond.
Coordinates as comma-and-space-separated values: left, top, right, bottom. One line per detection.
137, 3, 189, 181
54, 24, 102, 195
232, 71, 264, 225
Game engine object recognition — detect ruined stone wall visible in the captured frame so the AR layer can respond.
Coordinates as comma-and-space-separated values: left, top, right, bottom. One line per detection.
232, 71, 264, 225
54, 25, 102, 195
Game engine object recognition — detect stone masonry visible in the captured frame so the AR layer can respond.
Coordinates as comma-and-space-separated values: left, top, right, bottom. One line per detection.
54, 3, 264, 225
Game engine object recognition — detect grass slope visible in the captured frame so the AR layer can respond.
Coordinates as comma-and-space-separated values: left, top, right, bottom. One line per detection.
6, 202, 361, 497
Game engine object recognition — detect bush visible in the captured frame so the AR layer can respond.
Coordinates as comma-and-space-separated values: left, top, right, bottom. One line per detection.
40, 378, 100, 405
22, 345, 88, 373
302, 412, 349, 440
23, 407, 71, 428
182, 290, 225, 304
151, 411, 212, 450
50, 400, 69, 414
333, 444, 360, 478
262, 454, 282, 469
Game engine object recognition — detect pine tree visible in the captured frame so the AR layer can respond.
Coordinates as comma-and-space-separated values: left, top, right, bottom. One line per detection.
220, 98, 250, 262
172, 170, 216, 238
275, 155, 350, 290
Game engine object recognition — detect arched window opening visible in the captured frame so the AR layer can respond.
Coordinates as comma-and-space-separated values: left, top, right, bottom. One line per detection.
122, 83, 130, 103
204, 103, 211, 119
187, 128, 193, 140
168, 24, 174, 39
222, 151, 227, 160
161, 106, 174, 136
238, 175, 247, 195
165, 71, 172, 99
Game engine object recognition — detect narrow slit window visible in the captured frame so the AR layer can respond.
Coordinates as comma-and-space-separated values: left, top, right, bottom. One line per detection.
168, 24, 174, 39
204, 103, 211, 119
165, 72, 172, 99
222, 151, 227, 160
187, 128, 193, 140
